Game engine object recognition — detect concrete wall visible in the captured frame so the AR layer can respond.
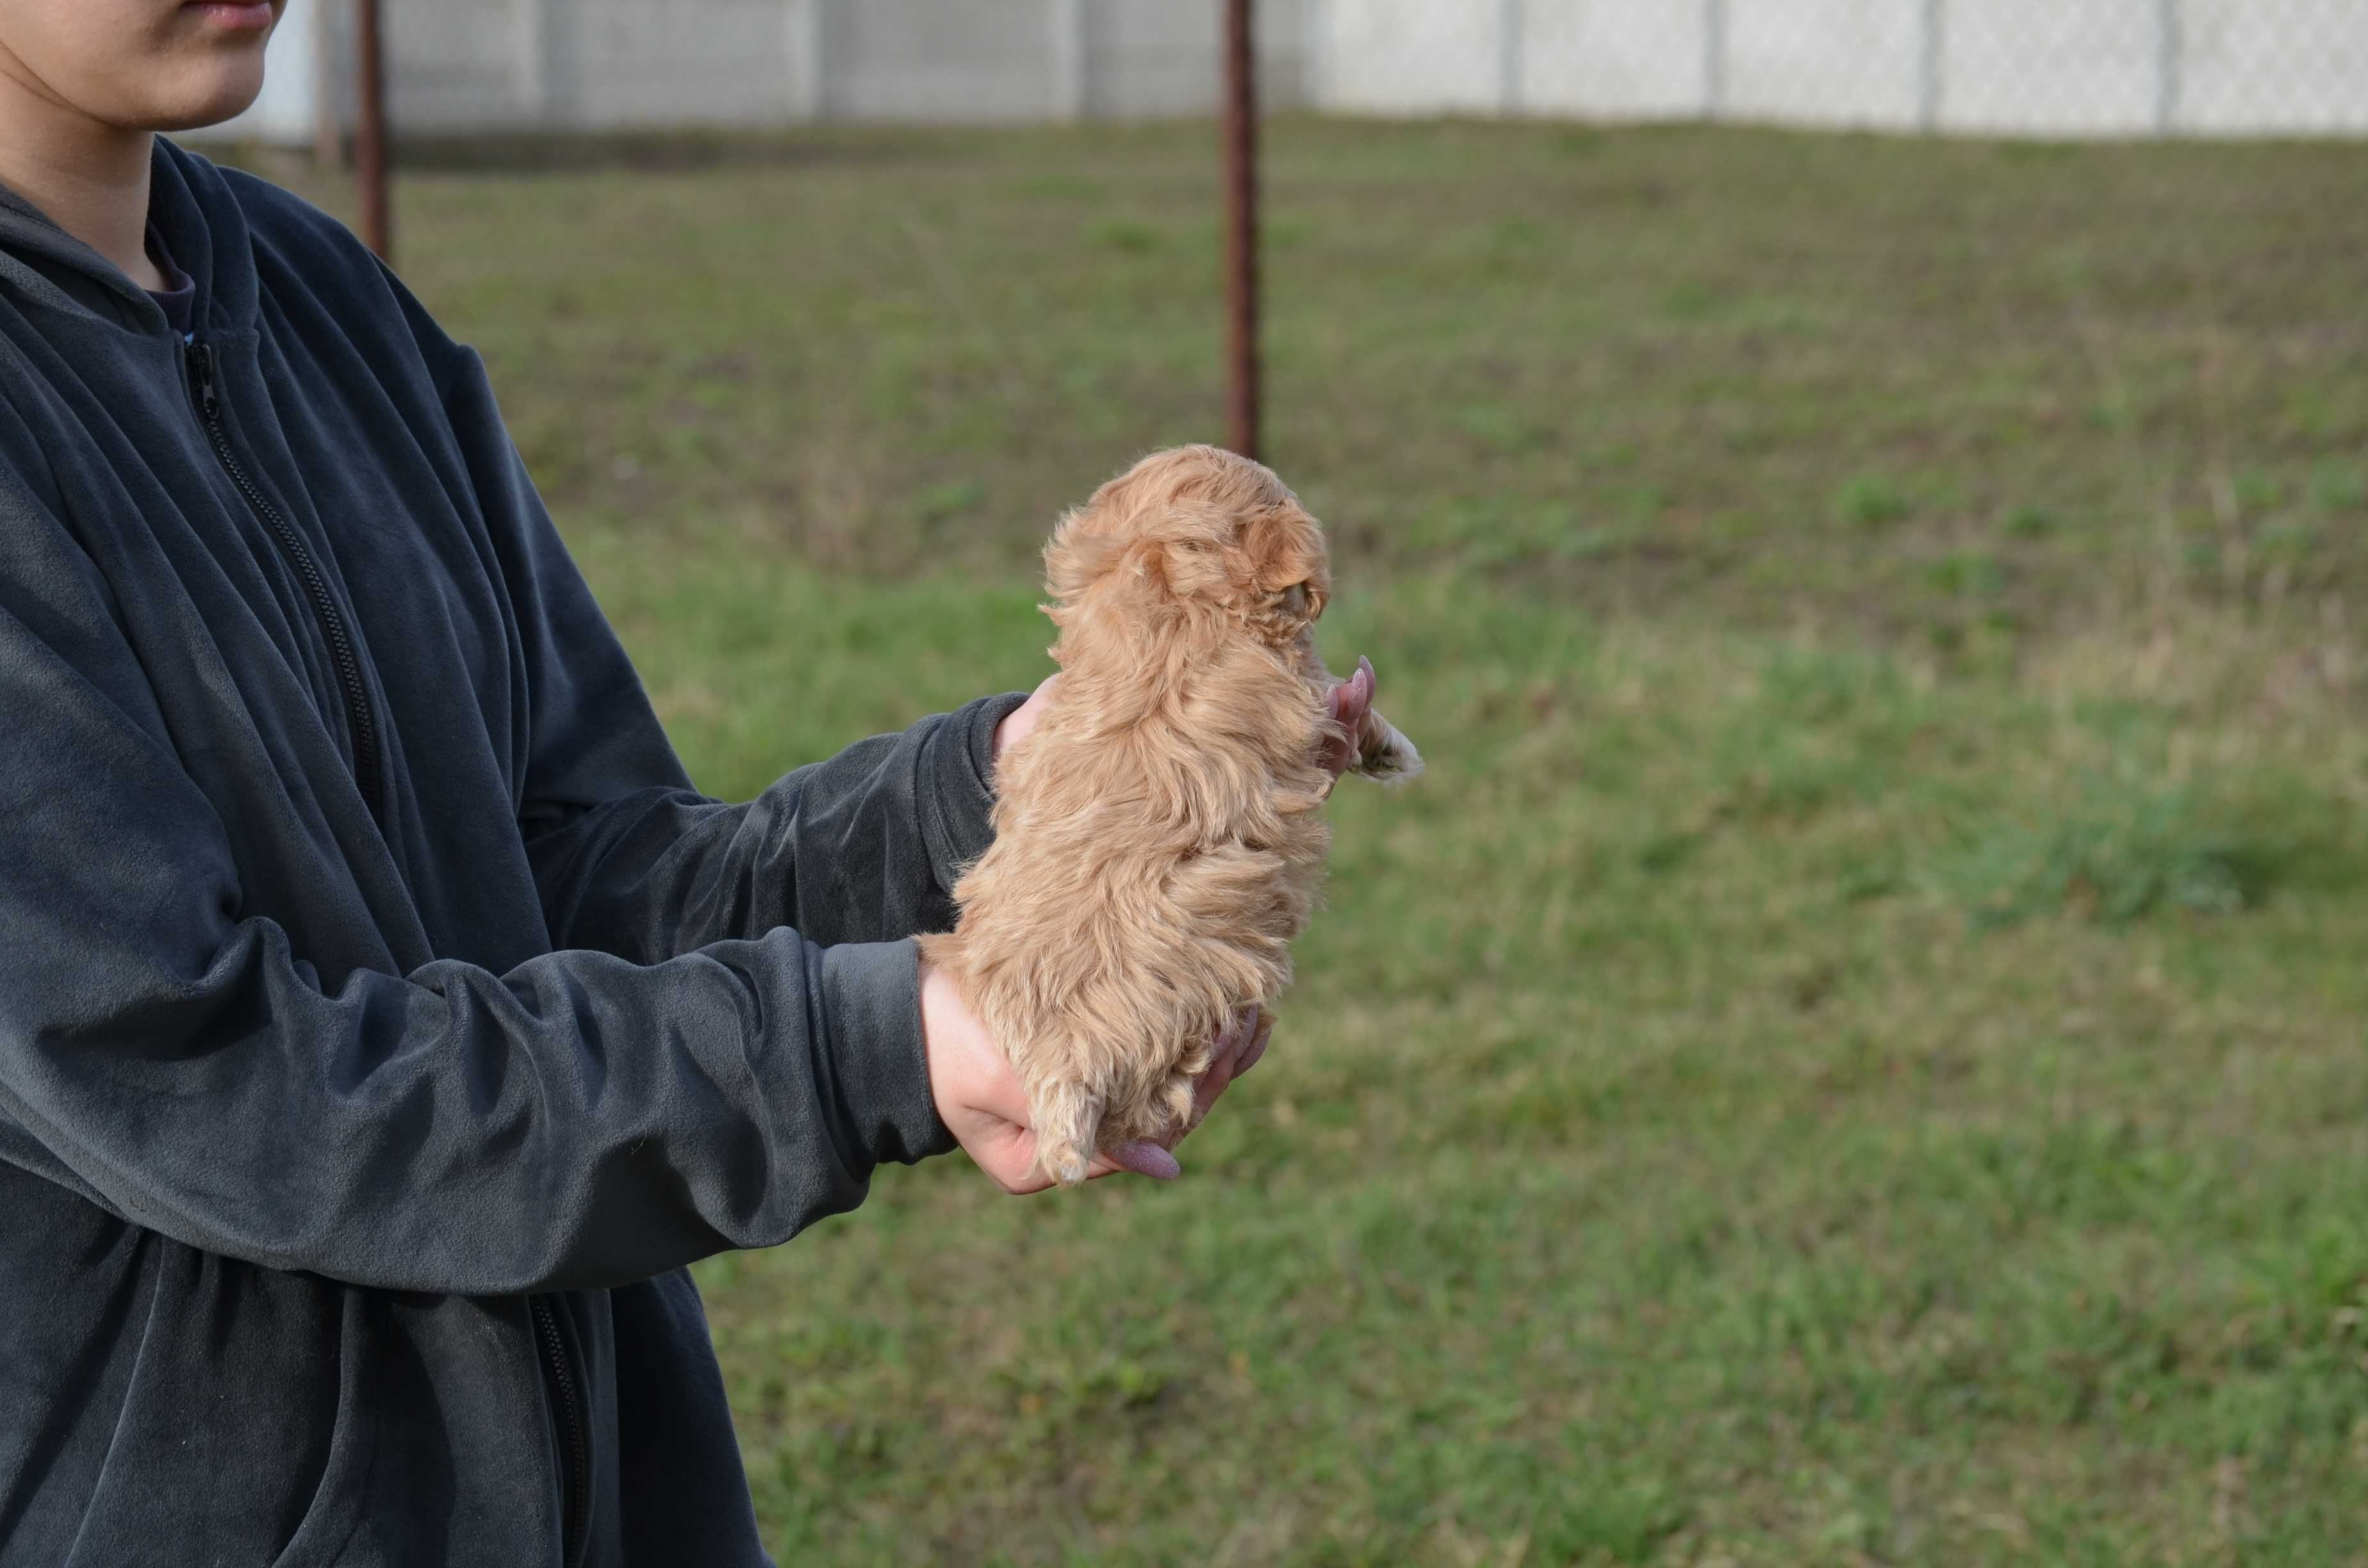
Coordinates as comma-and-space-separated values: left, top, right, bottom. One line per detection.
2178, 0, 2368, 135
236, 0, 1306, 140
1317, 0, 2368, 136
1522, 0, 1714, 120
1724, 0, 1926, 129
209, 0, 2368, 142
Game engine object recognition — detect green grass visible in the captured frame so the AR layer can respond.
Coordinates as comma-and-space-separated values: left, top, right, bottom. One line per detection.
246, 120, 2368, 1562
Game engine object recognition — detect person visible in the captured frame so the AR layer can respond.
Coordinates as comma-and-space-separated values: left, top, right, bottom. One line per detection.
0, 3, 1382, 1564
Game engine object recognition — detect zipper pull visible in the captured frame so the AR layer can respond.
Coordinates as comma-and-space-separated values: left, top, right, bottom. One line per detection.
186, 341, 218, 421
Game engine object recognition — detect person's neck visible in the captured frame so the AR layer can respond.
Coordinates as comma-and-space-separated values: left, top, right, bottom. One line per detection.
0, 65, 161, 291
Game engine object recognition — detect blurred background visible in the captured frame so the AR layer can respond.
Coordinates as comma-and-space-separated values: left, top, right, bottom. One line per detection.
208, 3, 2365, 1562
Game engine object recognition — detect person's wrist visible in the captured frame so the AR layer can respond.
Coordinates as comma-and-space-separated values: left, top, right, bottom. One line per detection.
918, 960, 948, 1123
917, 959, 974, 1136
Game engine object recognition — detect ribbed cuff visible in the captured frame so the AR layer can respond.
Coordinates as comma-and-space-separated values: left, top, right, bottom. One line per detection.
816, 938, 957, 1164
916, 690, 1029, 893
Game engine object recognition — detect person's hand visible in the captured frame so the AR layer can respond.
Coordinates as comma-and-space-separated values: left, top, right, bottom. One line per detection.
920, 960, 1272, 1195
992, 674, 1059, 769
1319, 655, 1378, 783
993, 657, 1385, 781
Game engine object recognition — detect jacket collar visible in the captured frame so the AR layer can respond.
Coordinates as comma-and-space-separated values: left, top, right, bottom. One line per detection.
0, 136, 255, 336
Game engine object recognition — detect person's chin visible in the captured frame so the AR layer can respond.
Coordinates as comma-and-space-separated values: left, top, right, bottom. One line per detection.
138, 74, 269, 135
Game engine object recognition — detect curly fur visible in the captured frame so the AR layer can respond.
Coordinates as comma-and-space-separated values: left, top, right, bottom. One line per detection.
917, 445, 1422, 1186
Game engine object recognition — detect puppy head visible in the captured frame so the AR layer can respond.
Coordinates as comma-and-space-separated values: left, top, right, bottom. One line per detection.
1045, 445, 1330, 651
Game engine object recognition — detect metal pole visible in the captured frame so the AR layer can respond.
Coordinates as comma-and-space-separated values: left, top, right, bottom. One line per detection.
311, 0, 343, 168
354, 0, 391, 261
514, 0, 547, 118
1222, 0, 1261, 461
1306, 0, 1329, 108
1051, 0, 1089, 121
2154, 0, 2180, 135
789, 0, 827, 122
1918, 0, 1944, 131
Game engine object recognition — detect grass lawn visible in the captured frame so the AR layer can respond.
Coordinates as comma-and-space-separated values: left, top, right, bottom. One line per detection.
252, 119, 2367, 1562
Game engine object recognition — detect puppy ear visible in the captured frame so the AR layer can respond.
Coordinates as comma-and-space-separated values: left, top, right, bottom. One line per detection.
1237, 506, 1309, 592
1032, 1079, 1106, 1188
1234, 505, 1331, 631
1044, 508, 1125, 608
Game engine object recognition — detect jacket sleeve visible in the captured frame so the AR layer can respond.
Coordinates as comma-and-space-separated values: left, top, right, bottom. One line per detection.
423, 329, 1028, 961
0, 486, 945, 1297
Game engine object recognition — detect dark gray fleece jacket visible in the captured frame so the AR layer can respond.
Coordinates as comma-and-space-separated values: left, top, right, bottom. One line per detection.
0, 138, 1022, 1567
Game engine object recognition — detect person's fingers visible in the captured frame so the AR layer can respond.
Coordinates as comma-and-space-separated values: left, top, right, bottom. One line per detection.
1234, 1009, 1274, 1078
991, 673, 1064, 769
1320, 659, 1377, 783
1219, 1004, 1258, 1070
977, 1120, 1046, 1193
983, 1120, 1183, 1189
1206, 1006, 1253, 1079
1192, 1006, 1258, 1118
986, 1132, 1122, 1192
1193, 1054, 1235, 1122
977, 1150, 1049, 1195
1326, 685, 1354, 746
971, 1006, 1270, 1190
1332, 658, 1374, 728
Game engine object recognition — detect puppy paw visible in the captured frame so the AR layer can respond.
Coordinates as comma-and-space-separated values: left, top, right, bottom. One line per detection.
1031, 1079, 1105, 1188
1353, 713, 1424, 785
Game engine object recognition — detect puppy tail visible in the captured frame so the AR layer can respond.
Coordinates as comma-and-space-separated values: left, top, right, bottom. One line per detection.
1351, 707, 1424, 785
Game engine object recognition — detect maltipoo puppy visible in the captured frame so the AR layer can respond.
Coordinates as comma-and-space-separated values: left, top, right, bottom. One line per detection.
918, 445, 1420, 1186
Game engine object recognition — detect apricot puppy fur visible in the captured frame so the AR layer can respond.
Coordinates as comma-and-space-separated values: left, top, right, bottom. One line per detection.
917, 445, 1420, 1186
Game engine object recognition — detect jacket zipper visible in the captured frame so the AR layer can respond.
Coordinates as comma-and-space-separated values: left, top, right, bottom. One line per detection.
184, 341, 384, 822
530, 1295, 591, 1568
181, 341, 589, 1555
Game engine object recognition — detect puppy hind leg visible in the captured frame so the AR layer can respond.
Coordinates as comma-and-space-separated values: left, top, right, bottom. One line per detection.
1030, 1077, 1106, 1189
1148, 1003, 1252, 1147
1162, 1070, 1199, 1139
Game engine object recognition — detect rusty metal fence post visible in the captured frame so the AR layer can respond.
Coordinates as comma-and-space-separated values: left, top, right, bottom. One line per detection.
355, 0, 392, 261
311, 1, 343, 168
1221, 0, 1262, 462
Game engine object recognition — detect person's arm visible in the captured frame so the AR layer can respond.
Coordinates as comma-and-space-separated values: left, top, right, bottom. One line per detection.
0, 488, 941, 1297
416, 317, 1023, 961
523, 692, 1023, 960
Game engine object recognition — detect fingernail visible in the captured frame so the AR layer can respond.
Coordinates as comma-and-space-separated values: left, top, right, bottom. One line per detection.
1110, 1141, 1181, 1180
1356, 655, 1375, 694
